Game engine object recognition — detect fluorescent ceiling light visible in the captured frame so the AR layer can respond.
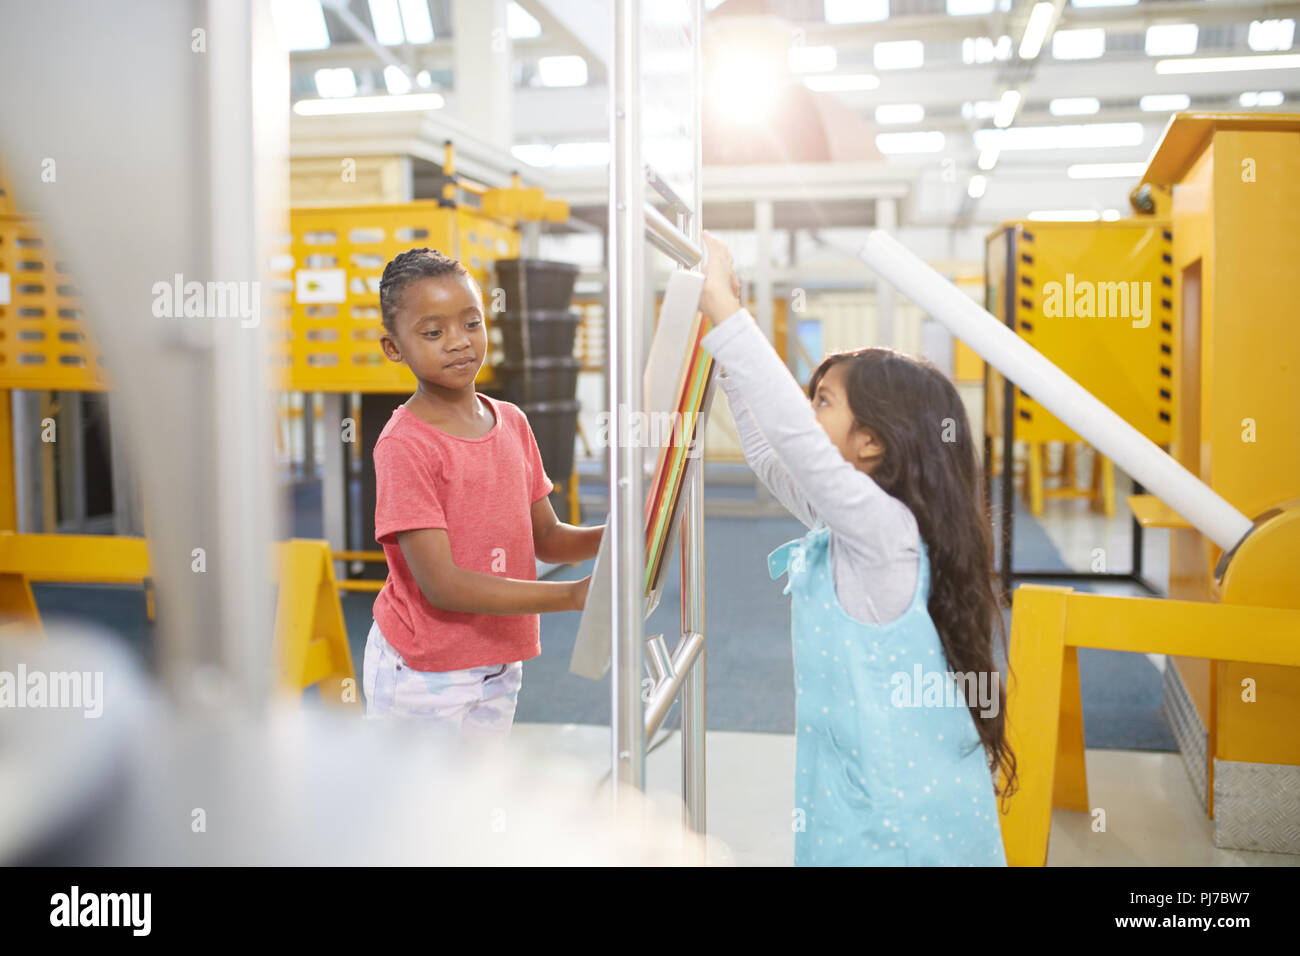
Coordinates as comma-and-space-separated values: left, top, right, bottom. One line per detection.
508, 2, 542, 39
368, 0, 404, 45
1070, 0, 1135, 6
967, 174, 988, 198
948, 0, 995, 14
963, 36, 1013, 64
1156, 53, 1300, 74
383, 65, 412, 94
789, 45, 838, 73
1050, 96, 1100, 116
804, 74, 881, 91
1240, 90, 1285, 107
397, 0, 434, 43
294, 91, 444, 115
977, 146, 1000, 170
975, 122, 1144, 150
962, 100, 1000, 119
271, 0, 330, 51
551, 142, 610, 167
1146, 24, 1198, 57
1139, 93, 1190, 111
1068, 161, 1147, 179
1029, 209, 1101, 221
1052, 28, 1105, 60
1102, 209, 1122, 221
1019, 3, 1056, 60
994, 89, 1021, 128
826, 0, 888, 23
874, 40, 923, 70
875, 131, 945, 153
875, 103, 925, 124
313, 67, 357, 98
1249, 19, 1295, 52
538, 55, 588, 87
416, 70, 431, 88
511, 144, 553, 167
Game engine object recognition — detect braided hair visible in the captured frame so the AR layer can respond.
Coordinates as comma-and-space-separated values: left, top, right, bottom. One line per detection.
378, 248, 471, 334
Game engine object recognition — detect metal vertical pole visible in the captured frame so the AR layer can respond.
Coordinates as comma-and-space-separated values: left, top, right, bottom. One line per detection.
875, 197, 898, 347
609, 0, 647, 801
679, 0, 706, 840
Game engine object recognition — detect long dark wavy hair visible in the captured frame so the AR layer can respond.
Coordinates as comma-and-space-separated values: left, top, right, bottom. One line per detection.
808, 347, 1018, 804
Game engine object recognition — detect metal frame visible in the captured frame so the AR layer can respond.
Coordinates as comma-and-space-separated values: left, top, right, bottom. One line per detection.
608, 0, 708, 836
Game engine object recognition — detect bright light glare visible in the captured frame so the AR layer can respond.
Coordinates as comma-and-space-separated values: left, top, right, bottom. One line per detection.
1249, 19, 1294, 52
368, 0, 404, 45
949, 0, 994, 14
994, 89, 1021, 128
397, 0, 434, 43
271, 0, 330, 51
977, 146, 1000, 170
968, 174, 987, 198
826, 0, 888, 23
294, 92, 444, 115
1146, 24, 1198, 57
1019, 3, 1056, 60
874, 40, 924, 70
804, 74, 880, 91
875, 131, 945, 153
975, 122, 1144, 151
711, 53, 780, 123
508, 2, 542, 39
875, 103, 925, 124
538, 55, 588, 87
1050, 97, 1100, 115
383, 65, 412, 94
313, 67, 357, 98
1052, 28, 1105, 60
1240, 90, 1285, 106
789, 45, 838, 73
1139, 94, 1190, 111
1156, 53, 1300, 74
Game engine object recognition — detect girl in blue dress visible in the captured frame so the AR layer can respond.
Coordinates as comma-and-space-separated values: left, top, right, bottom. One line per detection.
697, 233, 1017, 866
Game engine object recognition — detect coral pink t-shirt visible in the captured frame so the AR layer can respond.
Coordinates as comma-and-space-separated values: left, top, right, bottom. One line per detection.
371, 394, 554, 671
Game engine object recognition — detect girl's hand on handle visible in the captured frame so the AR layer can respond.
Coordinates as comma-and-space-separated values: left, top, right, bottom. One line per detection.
700, 231, 743, 326
569, 574, 592, 612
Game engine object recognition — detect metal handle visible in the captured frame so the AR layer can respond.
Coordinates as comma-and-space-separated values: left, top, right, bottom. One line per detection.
644, 202, 702, 269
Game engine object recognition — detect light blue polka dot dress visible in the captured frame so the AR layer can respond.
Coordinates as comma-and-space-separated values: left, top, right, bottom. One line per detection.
768, 522, 1007, 867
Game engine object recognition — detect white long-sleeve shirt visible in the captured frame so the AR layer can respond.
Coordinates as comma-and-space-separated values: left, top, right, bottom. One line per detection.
701, 307, 921, 625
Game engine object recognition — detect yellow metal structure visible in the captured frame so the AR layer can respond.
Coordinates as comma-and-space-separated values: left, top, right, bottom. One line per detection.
271, 201, 519, 392
273, 539, 360, 708
0, 214, 109, 391
1145, 113, 1300, 809
985, 219, 1174, 515
0, 532, 150, 638
1001, 114, 1300, 862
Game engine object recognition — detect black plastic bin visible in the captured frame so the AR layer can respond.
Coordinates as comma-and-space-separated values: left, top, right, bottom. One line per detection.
494, 309, 582, 361
490, 356, 580, 405
521, 398, 580, 489
493, 259, 579, 312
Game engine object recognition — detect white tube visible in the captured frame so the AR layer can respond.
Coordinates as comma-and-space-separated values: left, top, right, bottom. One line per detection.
859, 230, 1253, 553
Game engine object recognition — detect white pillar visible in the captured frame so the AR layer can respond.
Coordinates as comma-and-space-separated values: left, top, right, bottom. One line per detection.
875, 197, 898, 348
452, 0, 513, 148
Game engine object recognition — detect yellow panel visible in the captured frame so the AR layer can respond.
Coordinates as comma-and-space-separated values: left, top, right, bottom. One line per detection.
1126, 493, 1192, 529
1205, 129, 1300, 518
989, 220, 1173, 445
273, 202, 519, 393
953, 340, 983, 383
1143, 112, 1300, 186
0, 216, 109, 391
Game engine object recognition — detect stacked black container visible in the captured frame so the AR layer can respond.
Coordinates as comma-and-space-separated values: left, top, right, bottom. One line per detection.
486, 259, 582, 519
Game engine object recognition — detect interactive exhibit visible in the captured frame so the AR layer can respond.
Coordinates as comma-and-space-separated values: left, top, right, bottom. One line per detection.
0, 0, 1295, 864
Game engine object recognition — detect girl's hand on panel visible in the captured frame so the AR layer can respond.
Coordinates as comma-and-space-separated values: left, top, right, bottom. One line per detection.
700, 231, 743, 326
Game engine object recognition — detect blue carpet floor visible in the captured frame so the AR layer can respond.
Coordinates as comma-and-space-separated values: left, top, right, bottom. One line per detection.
29, 474, 1177, 752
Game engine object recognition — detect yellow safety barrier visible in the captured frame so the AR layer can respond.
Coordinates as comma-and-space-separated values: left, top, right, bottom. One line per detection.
273, 539, 360, 708
1001, 584, 1300, 866
0, 533, 359, 708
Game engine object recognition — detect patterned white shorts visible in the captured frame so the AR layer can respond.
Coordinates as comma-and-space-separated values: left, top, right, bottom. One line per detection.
362, 620, 523, 739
